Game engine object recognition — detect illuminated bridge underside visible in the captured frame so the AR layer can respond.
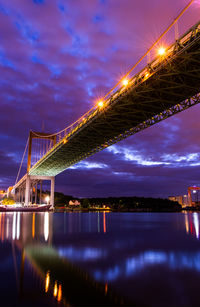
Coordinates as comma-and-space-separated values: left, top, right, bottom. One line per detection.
30, 22, 200, 176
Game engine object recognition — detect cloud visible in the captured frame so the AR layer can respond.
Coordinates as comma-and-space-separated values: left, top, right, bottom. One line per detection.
107, 146, 170, 166
69, 161, 108, 170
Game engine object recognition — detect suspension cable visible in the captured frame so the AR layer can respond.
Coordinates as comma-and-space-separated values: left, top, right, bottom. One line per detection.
15, 137, 29, 185
30, 0, 195, 140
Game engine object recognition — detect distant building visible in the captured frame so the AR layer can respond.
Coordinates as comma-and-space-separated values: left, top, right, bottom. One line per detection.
169, 196, 183, 205
169, 195, 189, 206
69, 200, 81, 207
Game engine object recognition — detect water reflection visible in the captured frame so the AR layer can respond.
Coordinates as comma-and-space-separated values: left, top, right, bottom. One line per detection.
94, 250, 200, 281
0, 212, 52, 244
55, 211, 108, 234
58, 246, 106, 261
0, 212, 127, 306
45, 271, 50, 293
12, 212, 21, 240
1, 212, 200, 306
44, 211, 49, 241
184, 212, 200, 239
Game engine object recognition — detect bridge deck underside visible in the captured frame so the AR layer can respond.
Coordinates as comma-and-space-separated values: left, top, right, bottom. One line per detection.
30, 32, 200, 176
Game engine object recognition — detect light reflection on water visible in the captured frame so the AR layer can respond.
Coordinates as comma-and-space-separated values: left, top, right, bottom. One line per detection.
94, 251, 200, 281
0, 212, 200, 306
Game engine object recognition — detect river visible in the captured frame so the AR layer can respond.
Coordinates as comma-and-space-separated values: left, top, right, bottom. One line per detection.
0, 211, 199, 306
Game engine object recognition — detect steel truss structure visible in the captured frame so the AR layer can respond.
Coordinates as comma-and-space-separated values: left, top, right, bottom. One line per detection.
29, 20, 200, 176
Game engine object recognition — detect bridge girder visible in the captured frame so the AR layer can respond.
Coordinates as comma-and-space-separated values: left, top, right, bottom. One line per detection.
29, 21, 200, 176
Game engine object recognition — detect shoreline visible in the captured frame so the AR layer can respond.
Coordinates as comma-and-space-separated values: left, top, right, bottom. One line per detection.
54, 207, 195, 213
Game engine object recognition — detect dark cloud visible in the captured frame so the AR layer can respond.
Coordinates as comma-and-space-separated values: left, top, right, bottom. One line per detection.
0, 0, 199, 197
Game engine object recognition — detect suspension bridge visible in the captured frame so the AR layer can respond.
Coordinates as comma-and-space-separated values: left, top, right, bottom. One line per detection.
11, 0, 200, 206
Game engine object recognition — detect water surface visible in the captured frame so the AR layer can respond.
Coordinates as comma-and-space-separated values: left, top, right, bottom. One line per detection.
0, 212, 200, 306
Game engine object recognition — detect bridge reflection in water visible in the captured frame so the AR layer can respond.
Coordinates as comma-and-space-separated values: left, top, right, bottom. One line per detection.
1, 212, 200, 306
0, 212, 130, 307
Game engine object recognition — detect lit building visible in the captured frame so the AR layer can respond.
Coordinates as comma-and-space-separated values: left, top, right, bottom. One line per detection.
68, 200, 81, 207
169, 195, 189, 206
169, 196, 183, 206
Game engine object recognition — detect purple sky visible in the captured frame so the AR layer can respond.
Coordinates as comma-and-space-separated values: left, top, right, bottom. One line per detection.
0, 0, 200, 198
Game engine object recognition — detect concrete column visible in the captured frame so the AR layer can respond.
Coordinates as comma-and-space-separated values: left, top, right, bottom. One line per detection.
35, 183, 37, 204
25, 175, 30, 206
50, 177, 55, 207
30, 184, 33, 204
17, 189, 20, 203
23, 187, 25, 203
40, 181, 42, 204
15, 189, 18, 202
21, 188, 23, 203
20, 188, 22, 203
7, 187, 10, 198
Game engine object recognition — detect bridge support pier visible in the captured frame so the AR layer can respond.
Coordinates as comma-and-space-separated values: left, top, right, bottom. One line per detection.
50, 177, 55, 207
24, 175, 55, 207
35, 183, 37, 204
25, 175, 30, 206
40, 181, 42, 204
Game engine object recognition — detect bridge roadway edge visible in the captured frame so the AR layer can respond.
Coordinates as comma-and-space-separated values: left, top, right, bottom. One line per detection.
27, 21, 200, 177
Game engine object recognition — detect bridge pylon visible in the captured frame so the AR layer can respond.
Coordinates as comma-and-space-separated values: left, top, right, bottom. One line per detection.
14, 130, 56, 207
27, 131, 56, 173
19, 131, 57, 207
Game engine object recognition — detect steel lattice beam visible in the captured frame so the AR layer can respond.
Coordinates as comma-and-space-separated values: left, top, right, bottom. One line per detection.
28, 20, 200, 176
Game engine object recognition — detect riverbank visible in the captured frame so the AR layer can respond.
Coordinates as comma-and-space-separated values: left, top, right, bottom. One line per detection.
55, 207, 182, 213
55, 195, 182, 212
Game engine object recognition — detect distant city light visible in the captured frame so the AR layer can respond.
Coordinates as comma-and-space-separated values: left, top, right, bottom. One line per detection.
45, 195, 50, 203
193, 190, 197, 193
158, 47, 166, 56
122, 78, 129, 87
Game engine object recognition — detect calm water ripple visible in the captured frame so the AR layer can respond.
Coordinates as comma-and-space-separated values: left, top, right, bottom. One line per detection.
0, 212, 200, 306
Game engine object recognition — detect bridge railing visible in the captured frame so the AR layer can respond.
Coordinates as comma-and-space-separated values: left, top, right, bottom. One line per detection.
30, 18, 200, 171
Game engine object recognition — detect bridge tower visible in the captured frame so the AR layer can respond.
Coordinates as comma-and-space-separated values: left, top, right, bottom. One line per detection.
24, 131, 57, 207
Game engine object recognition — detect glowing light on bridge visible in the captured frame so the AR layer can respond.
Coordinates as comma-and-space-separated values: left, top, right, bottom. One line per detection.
98, 100, 104, 108
122, 78, 129, 87
158, 47, 166, 56
145, 72, 150, 78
